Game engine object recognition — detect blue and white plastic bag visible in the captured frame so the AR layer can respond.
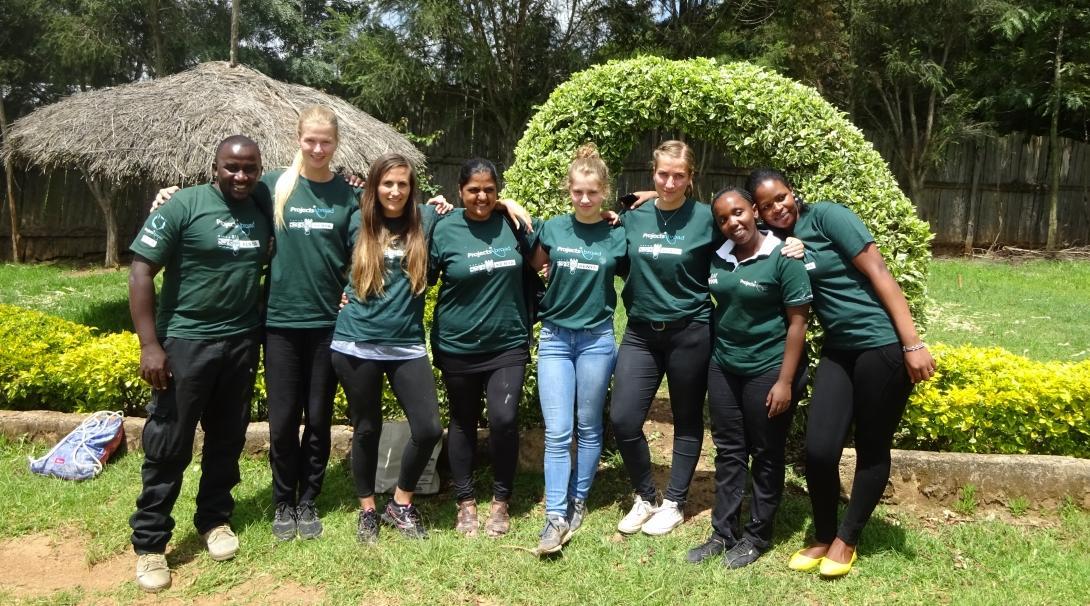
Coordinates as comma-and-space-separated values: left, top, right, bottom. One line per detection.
28, 411, 126, 480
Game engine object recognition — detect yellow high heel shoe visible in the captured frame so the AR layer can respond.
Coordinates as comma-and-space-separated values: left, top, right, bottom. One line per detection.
787, 549, 824, 572
818, 550, 857, 578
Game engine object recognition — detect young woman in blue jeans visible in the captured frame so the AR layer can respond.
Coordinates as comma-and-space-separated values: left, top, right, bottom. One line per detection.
528, 144, 628, 553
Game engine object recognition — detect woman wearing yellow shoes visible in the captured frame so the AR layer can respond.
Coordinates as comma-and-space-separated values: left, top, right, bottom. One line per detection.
746, 168, 935, 578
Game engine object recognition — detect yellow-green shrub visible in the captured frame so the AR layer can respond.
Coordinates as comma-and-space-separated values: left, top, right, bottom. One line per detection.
900, 344, 1090, 457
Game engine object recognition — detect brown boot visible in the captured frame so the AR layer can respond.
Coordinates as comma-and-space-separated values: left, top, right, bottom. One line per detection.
485, 499, 510, 537
455, 499, 479, 537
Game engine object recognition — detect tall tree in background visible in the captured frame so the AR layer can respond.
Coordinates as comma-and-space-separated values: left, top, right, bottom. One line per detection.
336, 0, 606, 164
985, 2, 1090, 250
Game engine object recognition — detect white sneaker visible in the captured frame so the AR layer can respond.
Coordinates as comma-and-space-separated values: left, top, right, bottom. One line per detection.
135, 552, 171, 592
617, 495, 655, 534
202, 524, 239, 561
642, 499, 684, 536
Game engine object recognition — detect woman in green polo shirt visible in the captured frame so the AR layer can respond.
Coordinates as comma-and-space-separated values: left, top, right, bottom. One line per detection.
686, 187, 811, 569
331, 153, 443, 543
429, 158, 540, 538
525, 144, 628, 554
746, 168, 935, 578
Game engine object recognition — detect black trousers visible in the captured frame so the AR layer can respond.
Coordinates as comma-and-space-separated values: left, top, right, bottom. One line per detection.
265, 327, 337, 506
609, 321, 711, 505
331, 352, 443, 498
806, 342, 913, 545
130, 332, 260, 554
707, 361, 807, 550
443, 364, 526, 502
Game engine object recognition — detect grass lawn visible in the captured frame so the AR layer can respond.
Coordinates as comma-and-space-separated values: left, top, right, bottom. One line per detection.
1, 436, 1088, 605
0, 262, 133, 333
925, 258, 1090, 361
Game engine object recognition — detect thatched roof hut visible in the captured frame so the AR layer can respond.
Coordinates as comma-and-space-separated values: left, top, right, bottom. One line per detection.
3, 62, 424, 265
4, 61, 424, 181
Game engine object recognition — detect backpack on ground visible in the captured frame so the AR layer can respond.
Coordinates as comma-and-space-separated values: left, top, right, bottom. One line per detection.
28, 410, 126, 480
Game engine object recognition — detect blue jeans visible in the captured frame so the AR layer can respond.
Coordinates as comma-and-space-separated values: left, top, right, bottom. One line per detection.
538, 320, 617, 516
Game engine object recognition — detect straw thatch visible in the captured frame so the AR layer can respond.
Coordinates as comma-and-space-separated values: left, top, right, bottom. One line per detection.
3, 61, 425, 182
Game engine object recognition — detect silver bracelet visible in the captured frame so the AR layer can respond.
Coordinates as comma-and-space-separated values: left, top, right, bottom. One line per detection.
902, 342, 927, 353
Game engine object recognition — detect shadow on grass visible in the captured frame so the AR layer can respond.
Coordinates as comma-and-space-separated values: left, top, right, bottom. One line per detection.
75, 297, 133, 334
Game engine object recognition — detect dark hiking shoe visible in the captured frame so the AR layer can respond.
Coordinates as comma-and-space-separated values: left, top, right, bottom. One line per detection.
272, 502, 297, 541
296, 502, 322, 540
567, 499, 587, 535
357, 508, 380, 544
381, 500, 428, 539
687, 534, 728, 564
724, 537, 764, 569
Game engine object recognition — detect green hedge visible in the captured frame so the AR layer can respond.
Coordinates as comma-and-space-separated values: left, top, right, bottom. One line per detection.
0, 303, 542, 425
503, 56, 932, 321
899, 344, 1090, 458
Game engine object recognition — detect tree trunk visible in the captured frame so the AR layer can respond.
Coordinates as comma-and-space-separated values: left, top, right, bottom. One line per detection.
0, 95, 20, 262
85, 173, 120, 268
147, 0, 166, 76
963, 139, 984, 255
1046, 24, 1064, 251
230, 0, 240, 66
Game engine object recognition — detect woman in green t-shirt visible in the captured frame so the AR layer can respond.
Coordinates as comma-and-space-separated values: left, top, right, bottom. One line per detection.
746, 168, 935, 578
686, 187, 812, 569
330, 153, 443, 543
429, 158, 538, 538
612, 140, 717, 538
525, 144, 628, 554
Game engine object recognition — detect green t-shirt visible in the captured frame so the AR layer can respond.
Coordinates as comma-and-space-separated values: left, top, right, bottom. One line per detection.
710, 234, 813, 376
260, 170, 361, 328
334, 205, 439, 345
620, 198, 717, 323
793, 202, 899, 349
129, 183, 270, 339
537, 216, 628, 330
429, 210, 537, 355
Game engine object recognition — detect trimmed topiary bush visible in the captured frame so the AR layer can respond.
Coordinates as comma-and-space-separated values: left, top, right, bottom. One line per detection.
504, 56, 932, 318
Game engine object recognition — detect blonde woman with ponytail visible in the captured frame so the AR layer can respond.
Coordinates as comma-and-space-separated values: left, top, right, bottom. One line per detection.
525, 144, 628, 554
330, 153, 443, 543
149, 105, 361, 542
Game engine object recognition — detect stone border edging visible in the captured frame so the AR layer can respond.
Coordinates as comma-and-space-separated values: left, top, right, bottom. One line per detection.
2, 410, 1087, 509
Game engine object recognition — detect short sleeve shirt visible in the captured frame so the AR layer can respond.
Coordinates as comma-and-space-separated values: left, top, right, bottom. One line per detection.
537, 216, 628, 330
620, 198, 717, 323
428, 210, 531, 355
793, 202, 898, 349
129, 183, 270, 339
261, 170, 361, 328
334, 205, 439, 346
709, 234, 813, 376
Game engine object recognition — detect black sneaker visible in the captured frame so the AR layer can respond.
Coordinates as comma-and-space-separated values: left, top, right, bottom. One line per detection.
272, 502, 297, 541
567, 499, 587, 535
723, 537, 764, 569
686, 534, 728, 563
296, 501, 323, 540
381, 500, 428, 539
357, 508, 379, 544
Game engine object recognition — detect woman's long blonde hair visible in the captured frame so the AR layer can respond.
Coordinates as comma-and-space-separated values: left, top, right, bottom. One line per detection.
566, 143, 611, 199
350, 153, 427, 299
273, 105, 339, 230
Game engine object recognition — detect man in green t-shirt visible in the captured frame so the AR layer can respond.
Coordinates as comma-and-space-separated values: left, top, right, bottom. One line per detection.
128, 136, 271, 593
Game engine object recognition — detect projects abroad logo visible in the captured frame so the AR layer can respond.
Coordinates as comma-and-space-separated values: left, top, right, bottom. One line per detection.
139, 213, 168, 248
467, 245, 513, 259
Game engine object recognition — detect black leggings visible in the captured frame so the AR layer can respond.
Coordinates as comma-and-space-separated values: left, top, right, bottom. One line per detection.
806, 342, 913, 545
444, 364, 526, 502
265, 327, 337, 506
609, 321, 711, 505
331, 352, 443, 498
707, 361, 807, 550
